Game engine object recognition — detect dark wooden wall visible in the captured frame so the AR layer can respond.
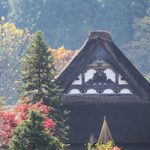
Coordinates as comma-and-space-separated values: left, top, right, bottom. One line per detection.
63, 95, 150, 150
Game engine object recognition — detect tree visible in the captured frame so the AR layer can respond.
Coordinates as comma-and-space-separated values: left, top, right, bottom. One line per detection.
49, 46, 76, 73
145, 73, 150, 83
7, 0, 148, 49
0, 17, 31, 103
122, 16, 150, 74
0, 1, 8, 18
9, 111, 61, 150
21, 32, 68, 142
0, 101, 55, 148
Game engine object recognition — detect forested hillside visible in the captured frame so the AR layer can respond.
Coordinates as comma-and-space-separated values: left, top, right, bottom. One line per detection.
0, 0, 149, 49
0, 0, 150, 103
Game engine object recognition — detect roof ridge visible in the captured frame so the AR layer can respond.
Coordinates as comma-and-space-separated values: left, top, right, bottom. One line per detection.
89, 30, 112, 42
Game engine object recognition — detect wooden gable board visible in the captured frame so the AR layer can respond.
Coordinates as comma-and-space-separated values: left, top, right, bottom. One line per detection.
57, 30, 150, 100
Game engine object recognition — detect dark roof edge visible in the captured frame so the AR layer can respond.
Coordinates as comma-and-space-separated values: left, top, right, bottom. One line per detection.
56, 30, 150, 99
58, 30, 112, 76
57, 30, 112, 80
102, 40, 150, 99
56, 39, 88, 79
89, 30, 112, 42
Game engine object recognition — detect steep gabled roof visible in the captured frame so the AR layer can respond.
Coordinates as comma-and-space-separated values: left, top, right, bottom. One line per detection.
57, 30, 150, 99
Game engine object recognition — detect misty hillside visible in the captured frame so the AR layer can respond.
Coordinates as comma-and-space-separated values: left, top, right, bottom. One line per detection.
0, 0, 148, 49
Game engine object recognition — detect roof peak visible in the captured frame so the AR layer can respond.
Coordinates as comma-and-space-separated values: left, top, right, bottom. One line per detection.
89, 30, 112, 41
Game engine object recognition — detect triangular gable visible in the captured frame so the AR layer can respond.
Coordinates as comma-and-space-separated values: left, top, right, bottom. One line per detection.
68, 59, 133, 95
57, 30, 150, 100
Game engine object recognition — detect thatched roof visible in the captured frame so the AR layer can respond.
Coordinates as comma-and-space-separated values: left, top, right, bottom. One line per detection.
58, 30, 150, 149
57, 30, 150, 99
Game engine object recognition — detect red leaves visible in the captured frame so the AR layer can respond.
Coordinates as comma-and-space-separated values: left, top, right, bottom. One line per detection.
15, 101, 50, 114
0, 101, 55, 146
0, 110, 17, 145
31, 101, 51, 113
110, 146, 121, 150
48, 46, 76, 72
43, 117, 56, 130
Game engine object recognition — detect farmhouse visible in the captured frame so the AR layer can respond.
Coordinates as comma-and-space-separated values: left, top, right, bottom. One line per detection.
57, 31, 150, 150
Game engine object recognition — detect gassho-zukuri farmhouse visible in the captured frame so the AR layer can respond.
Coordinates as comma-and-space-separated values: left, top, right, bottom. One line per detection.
56, 30, 150, 150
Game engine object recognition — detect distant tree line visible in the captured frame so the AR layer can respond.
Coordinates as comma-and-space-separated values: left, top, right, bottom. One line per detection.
0, 32, 68, 149
0, 0, 149, 49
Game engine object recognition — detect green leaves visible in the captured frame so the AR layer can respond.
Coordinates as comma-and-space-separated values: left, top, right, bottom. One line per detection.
88, 141, 121, 150
0, 19, 30, 103
123, 16, 150, 74
9, 111, 62, 150
21, 31, 69, 143
4, 0, 148, 49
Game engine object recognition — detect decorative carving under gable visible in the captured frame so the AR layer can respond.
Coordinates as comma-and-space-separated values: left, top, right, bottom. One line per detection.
69, 59, 135, 95
86, 70, 114, 85
104, 69, 115, 82
84, 69, 96, 83
118, 74, 128, 85
72, 75, 82, 85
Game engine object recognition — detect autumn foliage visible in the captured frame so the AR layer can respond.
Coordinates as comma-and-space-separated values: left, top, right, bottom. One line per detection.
0, 17, 31, 103
0, 101, 55, 146
88, 141, 121, 150
48, 46, 77, 72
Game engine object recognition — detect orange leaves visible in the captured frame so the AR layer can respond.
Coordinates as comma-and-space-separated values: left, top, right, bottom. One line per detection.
50, 46, 73, 61
0, 18, 31, 103
48, 46, 77, 72
0, 18, 27, 49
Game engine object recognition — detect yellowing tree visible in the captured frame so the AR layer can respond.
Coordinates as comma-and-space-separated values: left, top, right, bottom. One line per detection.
48, 46, 77, 73
0, 17, 31, 104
